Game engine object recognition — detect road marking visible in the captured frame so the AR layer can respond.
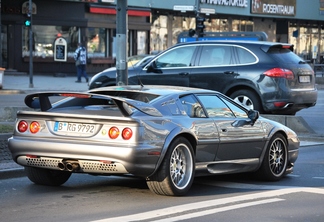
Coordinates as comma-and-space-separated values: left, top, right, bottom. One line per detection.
90, 187, 324, 222
300, 141, 324, 147
313, 177, 324, 180
200, 181, 295, 190
152, 198, 284, 222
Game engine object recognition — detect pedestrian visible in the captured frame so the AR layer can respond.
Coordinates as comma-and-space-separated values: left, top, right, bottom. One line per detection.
74, 42, 89, 83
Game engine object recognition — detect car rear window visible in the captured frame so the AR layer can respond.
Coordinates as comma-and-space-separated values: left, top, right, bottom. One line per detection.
267, 48, 303, 64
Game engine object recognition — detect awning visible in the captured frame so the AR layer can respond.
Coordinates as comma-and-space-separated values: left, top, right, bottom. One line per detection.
89, 4, 151, 17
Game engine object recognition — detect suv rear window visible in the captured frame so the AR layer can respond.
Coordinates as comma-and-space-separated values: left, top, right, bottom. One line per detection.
267, 48, 302, 64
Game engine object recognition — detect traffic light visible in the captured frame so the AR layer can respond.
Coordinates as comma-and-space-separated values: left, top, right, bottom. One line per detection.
196, 17, 206, 37
24, 13, 31, 27
24, 19, 31, 27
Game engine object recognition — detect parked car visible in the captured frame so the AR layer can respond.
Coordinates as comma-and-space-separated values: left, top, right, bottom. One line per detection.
127, 54, 155, 67
128, 54, 155, 67
8, 85, 299, 196
89, 40, 317, 115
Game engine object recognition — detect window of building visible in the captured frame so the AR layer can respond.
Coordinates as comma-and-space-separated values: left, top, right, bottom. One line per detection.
289, 24, 320, 62
22, 25, 79, 58
86, 27, 107, 58
232, 20, 254, 32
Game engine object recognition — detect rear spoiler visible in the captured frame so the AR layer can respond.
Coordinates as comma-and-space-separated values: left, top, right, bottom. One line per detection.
24, 92, 162, 117
261, 43, 294, 52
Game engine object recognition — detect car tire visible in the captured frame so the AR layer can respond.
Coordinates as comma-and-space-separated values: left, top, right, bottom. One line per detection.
255, 134, 288, 181
25, 167, 72, 186
230, 89, 263, 113
147, 137, 195, 196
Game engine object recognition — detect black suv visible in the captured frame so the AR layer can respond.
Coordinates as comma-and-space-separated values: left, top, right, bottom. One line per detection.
89, 41, 317, 115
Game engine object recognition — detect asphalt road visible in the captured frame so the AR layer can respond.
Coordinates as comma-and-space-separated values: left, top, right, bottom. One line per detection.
0, 144, 323, 222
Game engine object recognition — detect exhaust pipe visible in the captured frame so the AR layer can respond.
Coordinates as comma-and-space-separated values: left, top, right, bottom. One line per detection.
57, 160, 80, 172
66, 161, 80, 172
58, 162, 66, 170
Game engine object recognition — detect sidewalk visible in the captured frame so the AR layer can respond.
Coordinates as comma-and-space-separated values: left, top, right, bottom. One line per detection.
1, 73, 91, 94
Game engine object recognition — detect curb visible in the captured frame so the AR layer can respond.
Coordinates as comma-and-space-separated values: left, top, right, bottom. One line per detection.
0, 167, 25, 179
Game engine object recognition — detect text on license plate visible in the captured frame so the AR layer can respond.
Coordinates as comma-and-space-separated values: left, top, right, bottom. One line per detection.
299, 75, 310, 83
54, 122, 95, 134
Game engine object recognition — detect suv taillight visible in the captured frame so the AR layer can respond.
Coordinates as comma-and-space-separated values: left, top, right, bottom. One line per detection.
264, 68, 294, 80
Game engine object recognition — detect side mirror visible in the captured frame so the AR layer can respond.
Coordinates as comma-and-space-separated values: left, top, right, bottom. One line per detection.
231, 110, 259, 127
146, 61, 162, 73
247, 109, 259, 125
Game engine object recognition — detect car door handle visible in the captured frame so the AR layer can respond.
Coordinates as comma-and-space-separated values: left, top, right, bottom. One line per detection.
224, 71, 235, 74
179, 72, 189, 76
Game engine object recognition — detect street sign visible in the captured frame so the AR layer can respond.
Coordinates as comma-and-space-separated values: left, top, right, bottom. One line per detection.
200, 8, 215, 15
173, 5, 194, 12
100, 0, 115, 2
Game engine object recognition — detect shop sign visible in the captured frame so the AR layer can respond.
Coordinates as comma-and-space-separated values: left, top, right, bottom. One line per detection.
200, 0, 248, 8
54, 37, 67, 62
251, 0, 296, 16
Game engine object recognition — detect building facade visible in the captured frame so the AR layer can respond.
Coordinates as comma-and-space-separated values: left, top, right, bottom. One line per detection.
1, 0, 324, 75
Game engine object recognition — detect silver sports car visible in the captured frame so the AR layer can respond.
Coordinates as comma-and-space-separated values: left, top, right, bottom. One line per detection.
8, 85, 299, 196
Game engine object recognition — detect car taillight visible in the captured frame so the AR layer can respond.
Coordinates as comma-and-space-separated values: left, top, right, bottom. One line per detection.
108, 126, 133, 140
18, 120, 28, 133
30, 121, 41, 134
108, 126, 120, 139
122, 128, 133, 140
264, 68, 294, 80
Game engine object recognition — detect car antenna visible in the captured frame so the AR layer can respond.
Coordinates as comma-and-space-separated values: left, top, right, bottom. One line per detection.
137, 75, 144, 88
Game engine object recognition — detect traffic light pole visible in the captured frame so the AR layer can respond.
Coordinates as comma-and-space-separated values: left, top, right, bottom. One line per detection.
115, 0, 128, 86
28, 0, 33, 88
0, 0, 2, 67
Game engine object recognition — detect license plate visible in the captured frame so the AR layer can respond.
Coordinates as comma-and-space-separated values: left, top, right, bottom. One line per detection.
299, 75, 310, 83
54, 122, 96, 134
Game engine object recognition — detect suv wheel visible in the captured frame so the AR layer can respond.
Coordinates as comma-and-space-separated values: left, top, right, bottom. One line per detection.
230, 89, 263, 113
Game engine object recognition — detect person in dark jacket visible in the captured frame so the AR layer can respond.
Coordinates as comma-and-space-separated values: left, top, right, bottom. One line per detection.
74, 42, 89, 83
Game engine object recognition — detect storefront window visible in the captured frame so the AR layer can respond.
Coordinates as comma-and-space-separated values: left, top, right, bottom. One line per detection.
289, 25, 321, 62
232, 20, 254, 32
22, 25, 79, 58
86, 27, 106, 58
205, 19, 229, 32
137, 31, 147, 55
1, 25, 7, 67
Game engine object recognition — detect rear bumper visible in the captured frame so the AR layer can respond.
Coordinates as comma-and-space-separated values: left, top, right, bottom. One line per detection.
8, 136, 160, 178
264, 88, 318, 114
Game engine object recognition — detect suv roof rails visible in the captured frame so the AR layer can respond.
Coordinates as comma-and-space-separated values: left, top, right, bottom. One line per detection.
177, 31, 268, 43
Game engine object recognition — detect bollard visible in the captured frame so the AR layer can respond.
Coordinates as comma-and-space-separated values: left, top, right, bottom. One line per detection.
0, 68, 5, 89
